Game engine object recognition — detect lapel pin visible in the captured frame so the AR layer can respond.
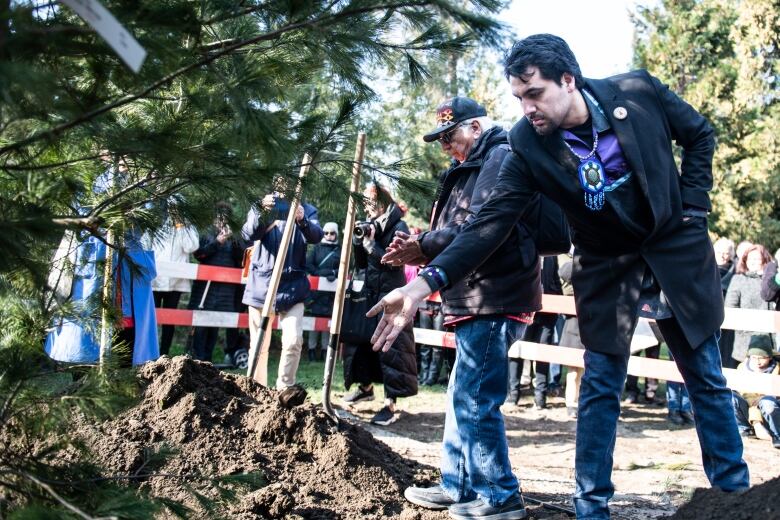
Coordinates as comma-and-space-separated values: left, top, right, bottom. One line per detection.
613, 106, 628, 120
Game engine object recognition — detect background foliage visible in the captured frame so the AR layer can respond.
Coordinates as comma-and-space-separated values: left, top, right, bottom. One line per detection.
633, 0, 780, 251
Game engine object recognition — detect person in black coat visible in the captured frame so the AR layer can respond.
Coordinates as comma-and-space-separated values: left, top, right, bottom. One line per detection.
342, 183, 417, 426
517, 256, 562, 409
305, 221, 341, 361
715, 237, 738, 368
189, 205, 245, 362
369, 34, 749, 519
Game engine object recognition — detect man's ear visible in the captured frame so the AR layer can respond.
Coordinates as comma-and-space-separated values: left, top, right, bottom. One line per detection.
562, 72, 576, 93
471, 120, 483, 138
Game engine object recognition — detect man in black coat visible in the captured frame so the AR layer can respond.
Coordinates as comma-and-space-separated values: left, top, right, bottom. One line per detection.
383, 97, 540, 518
370, 34, 749, 519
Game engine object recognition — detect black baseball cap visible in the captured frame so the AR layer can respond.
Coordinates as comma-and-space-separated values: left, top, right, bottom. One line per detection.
422, 97, 487, 143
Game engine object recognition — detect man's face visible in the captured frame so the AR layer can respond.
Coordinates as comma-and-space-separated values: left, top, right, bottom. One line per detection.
363, 188, 384, 219
509, 67, 575, 136
439, 121, 480, 163
714, 245, 732, 266
751, 355, 772, 370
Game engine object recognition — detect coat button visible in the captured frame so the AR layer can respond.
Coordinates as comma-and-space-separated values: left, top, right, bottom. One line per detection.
613, 107, 628, 120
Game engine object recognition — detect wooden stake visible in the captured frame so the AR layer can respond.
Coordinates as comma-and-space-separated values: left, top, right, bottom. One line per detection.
322, 133, 366, 421
98, 229, 114, 371
246, 154, 312, 384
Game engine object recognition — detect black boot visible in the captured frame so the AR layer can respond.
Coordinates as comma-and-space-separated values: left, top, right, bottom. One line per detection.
426, 347, 443, 385
419, 345, 432, 384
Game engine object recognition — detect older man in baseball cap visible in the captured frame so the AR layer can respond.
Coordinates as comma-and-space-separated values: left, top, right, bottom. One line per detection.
384, 96, 541, 520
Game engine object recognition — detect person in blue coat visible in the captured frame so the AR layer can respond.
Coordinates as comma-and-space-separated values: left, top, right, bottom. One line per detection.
242, 180, 323, 389
45, 159, 159, 367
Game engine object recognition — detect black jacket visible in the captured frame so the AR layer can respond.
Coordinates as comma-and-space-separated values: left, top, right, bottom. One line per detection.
189, 229, 245, 312
761, 262, 780, 305
429, 70, 722, 355
306, 241, 341, 317
534, 256, 562, 327
420, 126, 541, 316
344, 204, 417, 399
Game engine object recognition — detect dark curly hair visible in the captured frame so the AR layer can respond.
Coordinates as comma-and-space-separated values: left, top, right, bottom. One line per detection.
504, 34, 583, 88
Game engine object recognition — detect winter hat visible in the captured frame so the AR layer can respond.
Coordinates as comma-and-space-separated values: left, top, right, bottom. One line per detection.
747, 334, 774, 357
322, 222, 338, 242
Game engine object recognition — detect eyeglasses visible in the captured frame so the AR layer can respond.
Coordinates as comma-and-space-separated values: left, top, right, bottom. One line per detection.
324, 231, 336, 235
438, 122, 469, 144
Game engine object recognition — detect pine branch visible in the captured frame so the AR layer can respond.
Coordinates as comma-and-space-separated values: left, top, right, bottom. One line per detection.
0, 0, 478, 158
17, 470, 119, 520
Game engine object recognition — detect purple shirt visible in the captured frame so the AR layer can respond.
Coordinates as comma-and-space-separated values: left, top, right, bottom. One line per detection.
560, 90, 630, 185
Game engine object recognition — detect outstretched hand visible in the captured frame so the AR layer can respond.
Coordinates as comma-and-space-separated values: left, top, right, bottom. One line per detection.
366, 277, 432, 352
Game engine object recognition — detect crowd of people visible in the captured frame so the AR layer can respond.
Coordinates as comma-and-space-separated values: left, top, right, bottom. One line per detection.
369, 33, 760, 520
44, 31, 780, 520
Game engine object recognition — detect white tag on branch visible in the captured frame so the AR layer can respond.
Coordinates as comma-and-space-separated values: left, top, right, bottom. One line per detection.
60, 0, 147, 73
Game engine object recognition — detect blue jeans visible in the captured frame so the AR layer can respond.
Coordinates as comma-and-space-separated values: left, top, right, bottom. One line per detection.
574, 317, 750, 519
667, 382, 691, 412
441, 317, 525, 507
733, 392, 780, 439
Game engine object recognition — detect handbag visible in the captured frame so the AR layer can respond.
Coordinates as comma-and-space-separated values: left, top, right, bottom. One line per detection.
340, 270, 379, 345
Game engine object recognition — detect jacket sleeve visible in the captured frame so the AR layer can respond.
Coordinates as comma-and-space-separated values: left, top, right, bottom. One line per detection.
353, 240, 368, 269
297, 204, 324, 244
193, 234, 219, 263
558, 259, 573, 284
241, 207, 268, 241
428, 150, 538, 285
648, 72, 715, 211
178, 225, 200, 255
724, 277, 741, 308
761, 262, 780, 303
420, 147, 509, 259
306, 245, 318, 275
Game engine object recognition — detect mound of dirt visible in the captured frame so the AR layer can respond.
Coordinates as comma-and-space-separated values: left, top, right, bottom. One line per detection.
667, 476, 780, 520
74, 356, 440, 519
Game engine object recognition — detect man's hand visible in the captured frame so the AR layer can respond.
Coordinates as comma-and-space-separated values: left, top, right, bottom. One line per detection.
367, 277, 432, 352
382, 231, 428, 266
216, 228, 232, 244
362, 225, 376, 252
295, 205, 304, 223
261, 194, 275, 211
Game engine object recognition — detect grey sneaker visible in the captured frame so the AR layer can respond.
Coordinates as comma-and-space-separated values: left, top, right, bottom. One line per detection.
370, 405, 398, 426
404, 485, 455, 510
448, 494, 527, 520
342, 385, 374, 404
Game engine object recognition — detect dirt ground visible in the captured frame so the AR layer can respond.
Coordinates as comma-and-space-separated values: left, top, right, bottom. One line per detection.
346, 386, 780, 519
67, 356, 780, 519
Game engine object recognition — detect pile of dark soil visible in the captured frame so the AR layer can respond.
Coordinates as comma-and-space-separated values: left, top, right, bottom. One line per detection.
667, 476, 780, 520
74, 356, 441, 519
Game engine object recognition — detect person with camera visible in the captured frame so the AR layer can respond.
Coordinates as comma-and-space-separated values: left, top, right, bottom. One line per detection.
341, 183, 417, 426
189, 202, 245, 363
241, 179, 323, 390
381, 97, 541, 518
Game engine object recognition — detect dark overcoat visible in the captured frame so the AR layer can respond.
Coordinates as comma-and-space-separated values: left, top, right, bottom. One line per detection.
429, 70, 723, 355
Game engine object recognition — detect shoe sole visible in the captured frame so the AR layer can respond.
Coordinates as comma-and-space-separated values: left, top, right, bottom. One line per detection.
342, 395, 375, 404
371, 415, 399, 426
403, 491, 452, 510
448, 509, 528, 520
